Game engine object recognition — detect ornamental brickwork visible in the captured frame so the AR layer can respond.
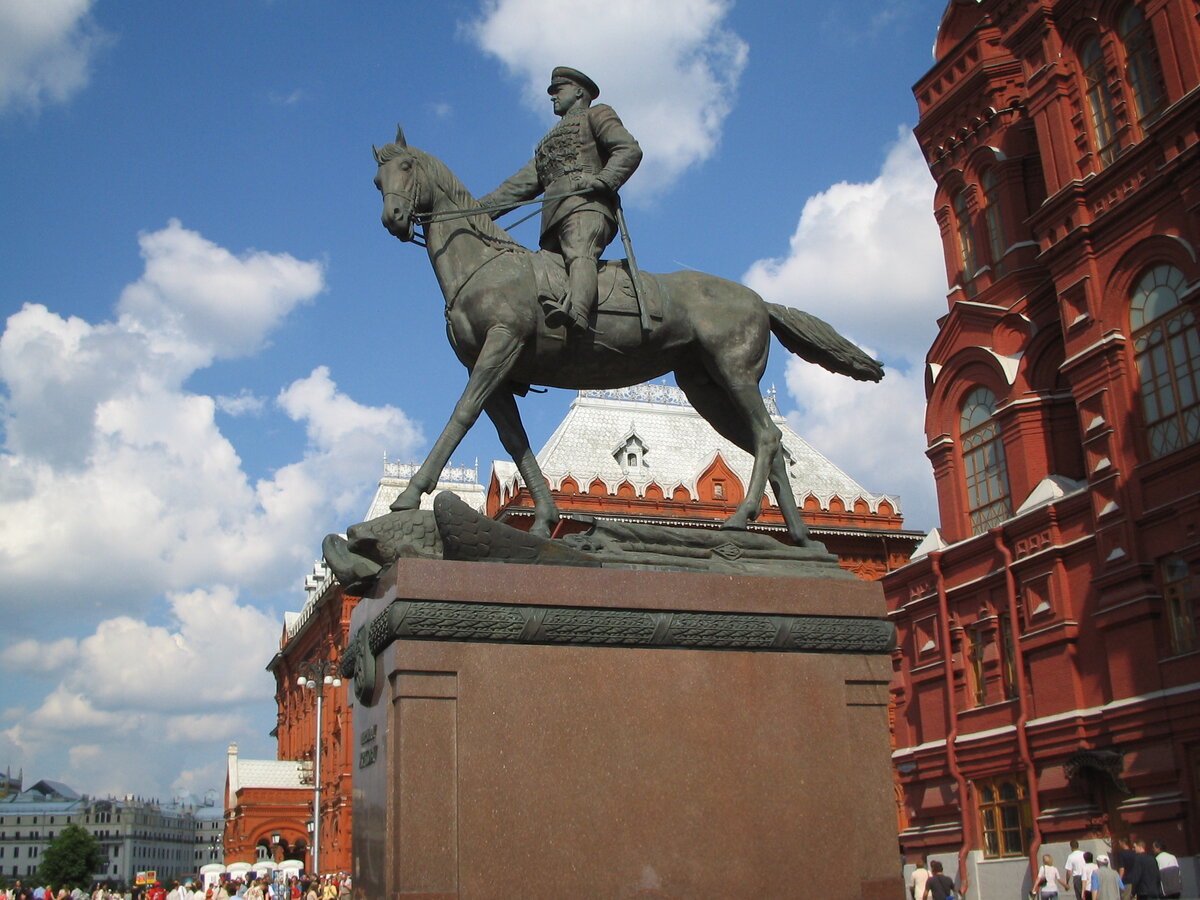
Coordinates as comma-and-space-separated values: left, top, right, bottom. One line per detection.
886, 2, 1200, 897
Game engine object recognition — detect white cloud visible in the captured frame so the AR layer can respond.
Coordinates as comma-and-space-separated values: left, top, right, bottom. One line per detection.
467, 0, 747, 195
1, 587, 275, 797
0, 221, 422, 619
2, 637, 79, 672
784, 357, 937, 530
63, 586, 279, 713
744, 128, 945, 364
743, 129, 946, 531
216, 390, 266, 416
117, 219, 325, 371
0, 0, 108, 113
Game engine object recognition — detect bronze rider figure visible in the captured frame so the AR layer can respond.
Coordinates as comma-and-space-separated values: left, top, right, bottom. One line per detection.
479, 67, 642, 331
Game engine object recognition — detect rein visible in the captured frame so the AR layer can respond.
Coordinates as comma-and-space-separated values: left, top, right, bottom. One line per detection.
412, 188, 592, 226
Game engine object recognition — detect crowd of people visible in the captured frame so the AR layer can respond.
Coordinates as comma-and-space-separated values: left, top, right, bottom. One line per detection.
906, 836, 1184, 900
0, 875, 351, 900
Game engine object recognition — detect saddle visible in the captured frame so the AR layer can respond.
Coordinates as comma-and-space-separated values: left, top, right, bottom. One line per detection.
529, 250, 663, 330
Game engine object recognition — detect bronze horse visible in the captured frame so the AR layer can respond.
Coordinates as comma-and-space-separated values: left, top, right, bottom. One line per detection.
374, 127, 882, 545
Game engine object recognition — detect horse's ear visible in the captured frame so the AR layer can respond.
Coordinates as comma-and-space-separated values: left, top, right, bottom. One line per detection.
372, 144, 381, 164
395, 124, 407, 147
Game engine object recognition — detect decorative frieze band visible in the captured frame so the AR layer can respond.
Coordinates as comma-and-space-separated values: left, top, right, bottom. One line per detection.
343, 598, 894, 703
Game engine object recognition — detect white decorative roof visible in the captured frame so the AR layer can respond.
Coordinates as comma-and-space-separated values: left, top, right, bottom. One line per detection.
495, 384, 900, 514
226, 743, 310, 803
234, 759, 310, 790
363, 460, 486, 520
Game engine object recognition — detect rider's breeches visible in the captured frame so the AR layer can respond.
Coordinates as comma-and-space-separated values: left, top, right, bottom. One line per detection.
555, 211, 616, 318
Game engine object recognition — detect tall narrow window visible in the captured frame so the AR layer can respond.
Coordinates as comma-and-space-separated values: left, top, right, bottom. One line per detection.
1162, 556, 1196, 655
977, 777, 1030, 857
1120, 5, 1165, 125
967, 621, 988, 705
998, 612, 1018, 699
982, 169, 1007, 278
1130, 264, 1199, 458
955, 190, 978, 292
1082, 38, 1119, 165
961, 387, 1012, 534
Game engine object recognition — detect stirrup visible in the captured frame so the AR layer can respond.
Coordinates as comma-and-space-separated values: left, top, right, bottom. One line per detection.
542, 297, 572, 329
542, 298, 594, 332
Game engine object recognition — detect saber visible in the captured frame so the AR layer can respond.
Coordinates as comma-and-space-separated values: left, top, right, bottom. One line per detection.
615, 204, 651, 334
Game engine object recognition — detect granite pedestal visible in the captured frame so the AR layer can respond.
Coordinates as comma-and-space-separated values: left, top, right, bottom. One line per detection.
347, 558, 901, 900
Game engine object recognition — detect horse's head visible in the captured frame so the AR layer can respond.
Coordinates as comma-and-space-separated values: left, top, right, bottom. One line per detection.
373, 126, 428, 243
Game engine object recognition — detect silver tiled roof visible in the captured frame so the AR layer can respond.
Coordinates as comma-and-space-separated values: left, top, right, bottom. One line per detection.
495, 384, 900, 514
232, 758, 311, 791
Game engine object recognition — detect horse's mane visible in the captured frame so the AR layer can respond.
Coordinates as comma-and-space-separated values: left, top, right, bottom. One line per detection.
376, 142, 522, 252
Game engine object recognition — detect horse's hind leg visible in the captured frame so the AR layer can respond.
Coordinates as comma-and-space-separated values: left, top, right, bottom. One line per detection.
484, 390, 561, 537
676, 367, 812, 546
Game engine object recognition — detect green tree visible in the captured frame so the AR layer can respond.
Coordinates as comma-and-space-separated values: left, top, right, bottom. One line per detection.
37, 823, 102, 889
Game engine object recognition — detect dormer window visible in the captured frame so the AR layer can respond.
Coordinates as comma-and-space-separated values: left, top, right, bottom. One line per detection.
613, 434, 648, 471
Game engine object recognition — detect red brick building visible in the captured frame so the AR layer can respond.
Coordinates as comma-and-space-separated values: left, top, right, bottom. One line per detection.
885, 1, 1200, 896
223, 559, 358, 877
222, 743, 312, 871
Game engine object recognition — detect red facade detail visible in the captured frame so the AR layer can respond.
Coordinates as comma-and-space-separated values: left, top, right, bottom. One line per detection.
225, 581, 357, 877
888, 0, 1200, 891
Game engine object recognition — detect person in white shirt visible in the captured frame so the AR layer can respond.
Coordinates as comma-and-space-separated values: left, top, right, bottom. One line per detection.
1066, 840, 1088, 900
910, 859, 931, 900
1153, 840, 1181, 899
1037, 854, 1071, 899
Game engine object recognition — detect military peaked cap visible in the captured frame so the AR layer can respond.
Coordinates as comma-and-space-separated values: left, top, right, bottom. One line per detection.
548, 66, 600, 100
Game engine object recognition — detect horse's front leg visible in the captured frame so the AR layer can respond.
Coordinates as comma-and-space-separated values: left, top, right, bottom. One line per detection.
484, 390, 560, 537
391, 326, 525, 512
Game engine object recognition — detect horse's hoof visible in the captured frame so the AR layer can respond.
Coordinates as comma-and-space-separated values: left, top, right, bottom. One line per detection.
720, 519, 749, 532
390, 491, 421, 512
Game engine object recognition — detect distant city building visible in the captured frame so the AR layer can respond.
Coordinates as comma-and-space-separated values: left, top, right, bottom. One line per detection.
0, 778, 224, 885
885, 1, 1200, 898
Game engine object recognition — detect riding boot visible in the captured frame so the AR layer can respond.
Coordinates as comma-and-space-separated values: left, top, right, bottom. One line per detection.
562, 257, 598, 330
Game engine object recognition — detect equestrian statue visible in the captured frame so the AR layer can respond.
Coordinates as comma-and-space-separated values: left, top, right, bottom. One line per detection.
368, 67, 883, 553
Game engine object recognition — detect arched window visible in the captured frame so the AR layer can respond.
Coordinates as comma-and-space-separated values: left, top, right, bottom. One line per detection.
1131, 264, 1199, 458
1082, 37, 1119, 165
961, 387, 1012, 534
955, 190, 978, 292
982, 169, 1007, 278
977, 776, 1030, 857
1119, 5, 1165, 125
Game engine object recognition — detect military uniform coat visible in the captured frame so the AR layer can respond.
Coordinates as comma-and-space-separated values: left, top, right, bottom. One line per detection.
479, 104, 642, 248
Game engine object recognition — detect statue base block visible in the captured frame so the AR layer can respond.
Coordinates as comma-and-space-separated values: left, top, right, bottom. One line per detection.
348, 558, 902, 900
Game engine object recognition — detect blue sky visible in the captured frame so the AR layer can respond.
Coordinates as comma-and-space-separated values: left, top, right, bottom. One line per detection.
0, 0, 950, 800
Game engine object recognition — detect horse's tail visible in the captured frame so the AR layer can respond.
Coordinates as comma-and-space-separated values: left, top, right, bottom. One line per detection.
766, 302, 884, 382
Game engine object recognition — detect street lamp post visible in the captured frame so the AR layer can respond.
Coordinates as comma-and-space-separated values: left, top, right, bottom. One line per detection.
297, 659, 341, 878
